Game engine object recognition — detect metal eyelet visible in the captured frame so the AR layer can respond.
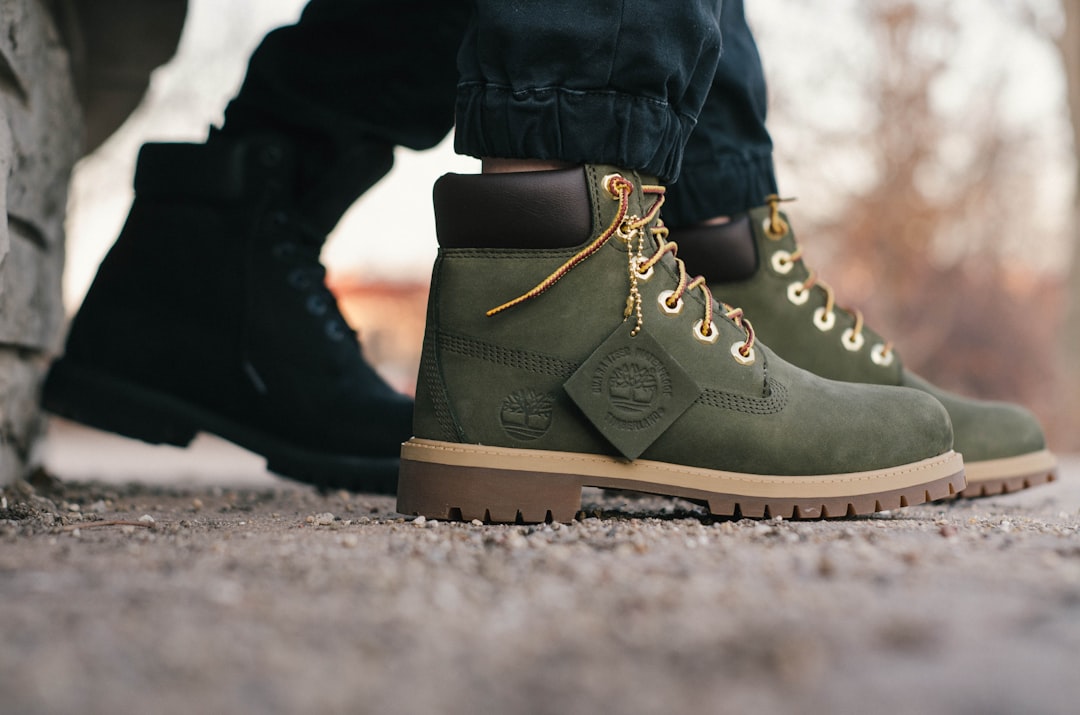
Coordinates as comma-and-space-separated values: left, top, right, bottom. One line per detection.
764, 218, 790, 240
325, 321, 347, 341
288, 269, 313, 290
271, 242, 297, 260
841, 328, 865, 352
871, 343, 894, 366
762, 217, 788, 239
787, 282, 810, 306
306, 294, 328, 316
730, 341, 755, 366
693, 319, 720, 344
813, 307, 836, 332
602, 173, 625, 198
635, 262, 655, 282
657, 290, 683, 315
770, 250, 794, 275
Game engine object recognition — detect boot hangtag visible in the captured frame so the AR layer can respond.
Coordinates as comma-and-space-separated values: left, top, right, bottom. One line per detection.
564, 324, 701, 460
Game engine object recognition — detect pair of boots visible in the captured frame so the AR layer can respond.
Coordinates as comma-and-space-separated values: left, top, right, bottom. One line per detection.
45, 134, 1056, 517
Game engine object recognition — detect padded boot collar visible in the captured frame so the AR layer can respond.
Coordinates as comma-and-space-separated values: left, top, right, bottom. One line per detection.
433, 168, 592, 249
666, 215, 759, 283
133, 132, 393, 237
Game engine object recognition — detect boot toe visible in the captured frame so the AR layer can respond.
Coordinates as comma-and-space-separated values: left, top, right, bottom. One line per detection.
901, 370, 1046, 462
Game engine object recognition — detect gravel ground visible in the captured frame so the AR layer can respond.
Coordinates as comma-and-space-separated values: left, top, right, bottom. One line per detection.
2, 436, 1079, 715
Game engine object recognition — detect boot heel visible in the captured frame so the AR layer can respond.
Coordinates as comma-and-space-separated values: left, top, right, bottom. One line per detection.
397, 456, 584, 524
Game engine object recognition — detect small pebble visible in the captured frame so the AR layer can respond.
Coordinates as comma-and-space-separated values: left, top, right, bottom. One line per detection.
341, 535, 360, 548
192, 498, 204, 511
90, 500, 107, 514
67, 503, 81, 513
413, 516, 427, 527
470, 519, 483, 527
1, 496, 7, 510
939, 525, 957, 538
314, 513, 335, 526
138, 514, 156, 525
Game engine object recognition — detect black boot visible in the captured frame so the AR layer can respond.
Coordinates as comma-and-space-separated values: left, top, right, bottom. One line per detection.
43, 132, 411, 493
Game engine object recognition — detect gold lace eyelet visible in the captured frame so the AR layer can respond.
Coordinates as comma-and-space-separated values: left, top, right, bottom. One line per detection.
841, 328, 865, 352
787, 282, 810, 306
602, 173, 626, 198
871, 343, 894, 366
693, 319, 720, 344
761, 217, 788, 240
635, 262, 655, 282
813, 307, 836, 332
615, 221, 638, 242
657, 290, 683, 315
770, 251, 794, 275
730, 341, 755, 366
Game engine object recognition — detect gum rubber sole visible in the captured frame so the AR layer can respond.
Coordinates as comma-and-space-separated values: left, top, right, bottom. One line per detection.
43, 359, 400, 494
396, 438, 966, 523
956, 449, 1058, 499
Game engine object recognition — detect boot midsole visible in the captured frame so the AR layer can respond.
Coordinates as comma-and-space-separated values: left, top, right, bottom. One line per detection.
401, 438, 964, 500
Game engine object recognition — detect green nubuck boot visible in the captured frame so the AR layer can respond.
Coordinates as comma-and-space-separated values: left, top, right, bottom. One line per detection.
396, 168, 964, 522
43, 132, 412, 493
669, 196, 1056, 499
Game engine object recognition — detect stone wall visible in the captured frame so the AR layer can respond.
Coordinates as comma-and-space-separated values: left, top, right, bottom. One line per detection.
0, 0, 186, 484
0, 0, 82, 485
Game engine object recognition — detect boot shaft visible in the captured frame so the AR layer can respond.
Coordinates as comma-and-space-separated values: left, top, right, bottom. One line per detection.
412, 166, 951, 475
62, 133, 394, 408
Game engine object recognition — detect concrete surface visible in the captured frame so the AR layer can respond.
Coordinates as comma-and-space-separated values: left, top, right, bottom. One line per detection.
2, 421, 1079, 715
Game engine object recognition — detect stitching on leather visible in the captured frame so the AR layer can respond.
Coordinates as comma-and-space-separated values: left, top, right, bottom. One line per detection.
439, 332, 577, 379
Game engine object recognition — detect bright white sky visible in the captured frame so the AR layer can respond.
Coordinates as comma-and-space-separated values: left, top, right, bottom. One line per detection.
63, 0, 1073, 310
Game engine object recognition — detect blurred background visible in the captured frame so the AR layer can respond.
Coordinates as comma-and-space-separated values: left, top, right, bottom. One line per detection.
61, 0, 1080, 452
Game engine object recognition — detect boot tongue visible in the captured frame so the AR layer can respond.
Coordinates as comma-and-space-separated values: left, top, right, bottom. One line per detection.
667, 215, 759, 283
294, 142, 394, 237
206, 128, 395, 239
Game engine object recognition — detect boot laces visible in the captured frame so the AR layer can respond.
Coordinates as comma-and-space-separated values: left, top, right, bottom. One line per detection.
763, 194, 893, 363
487, 173, 756, 364
270, 213, 357, 345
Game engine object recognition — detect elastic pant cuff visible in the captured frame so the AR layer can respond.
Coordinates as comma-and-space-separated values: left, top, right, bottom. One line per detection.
453, 83, 697, 183
664, 151, 778, 226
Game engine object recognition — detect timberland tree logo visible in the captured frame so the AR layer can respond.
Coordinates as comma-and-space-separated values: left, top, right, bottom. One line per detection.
499, 389, 554, 440
591, 346, 672, 431
564, 326, 700, 460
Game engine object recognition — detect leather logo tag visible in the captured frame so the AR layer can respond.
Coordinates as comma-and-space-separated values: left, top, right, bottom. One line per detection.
564, 324, 700, 460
